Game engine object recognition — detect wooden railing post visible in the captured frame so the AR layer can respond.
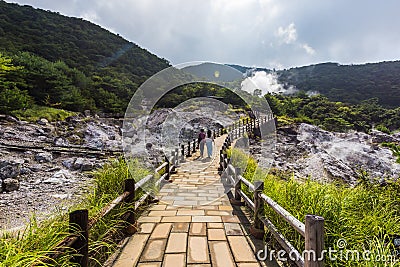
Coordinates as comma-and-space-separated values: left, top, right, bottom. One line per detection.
250, 181, 265, 239
180, 144, 185, 162
186, 141, 191, 157
165, 157, 170, 181
305, 215, 325, 267
69, 210, 89, 267
223, 153, 228, 170
124, 179, 136, 233
175, 148, 179, 166
218, 149, 224, 172
234, 167, 242, 201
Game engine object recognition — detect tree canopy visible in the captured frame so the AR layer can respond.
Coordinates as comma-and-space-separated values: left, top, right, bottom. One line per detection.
0, 1, 170, 114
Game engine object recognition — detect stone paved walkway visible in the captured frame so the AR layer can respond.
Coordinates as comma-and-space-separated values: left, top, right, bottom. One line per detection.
109, 135, 270, 267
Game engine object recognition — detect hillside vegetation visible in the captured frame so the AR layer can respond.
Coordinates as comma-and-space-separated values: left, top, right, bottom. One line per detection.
0, 1, 169, 114
278, 62, 400, 108
265, 92, 400, 133
229, 148, 400, 267
0, 158, 151, 266
230, 61, 400, 108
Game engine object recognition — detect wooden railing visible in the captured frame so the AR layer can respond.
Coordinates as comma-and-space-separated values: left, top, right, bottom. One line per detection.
32, 128, 225, 266
33, 158, 172, 266
219, 117, 325, 267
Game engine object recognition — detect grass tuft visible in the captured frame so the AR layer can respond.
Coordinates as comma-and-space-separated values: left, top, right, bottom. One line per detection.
0, 157, 150, 266
232, 147, 400, 266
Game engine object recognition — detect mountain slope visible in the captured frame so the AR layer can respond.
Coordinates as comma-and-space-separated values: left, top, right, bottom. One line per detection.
0, 1, 169, 76
278, 62, 400, 108
0, 1, 170, 113
228, 61, 400, 108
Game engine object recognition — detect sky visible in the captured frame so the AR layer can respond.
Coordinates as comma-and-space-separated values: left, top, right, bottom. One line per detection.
7, 0, 400, 69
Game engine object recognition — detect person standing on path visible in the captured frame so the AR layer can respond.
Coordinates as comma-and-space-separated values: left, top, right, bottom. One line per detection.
198, 129, 206, 158
205, 129, 214, 158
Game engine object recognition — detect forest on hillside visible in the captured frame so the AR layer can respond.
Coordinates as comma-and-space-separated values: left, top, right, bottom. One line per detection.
265, 92, 400, 133
1, 0, 400, 132
230, 62, 400, 108
278, 62, 400, 108
0, 1, 169, 114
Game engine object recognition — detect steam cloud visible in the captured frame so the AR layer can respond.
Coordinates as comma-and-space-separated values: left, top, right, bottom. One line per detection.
241, 71, 298, 96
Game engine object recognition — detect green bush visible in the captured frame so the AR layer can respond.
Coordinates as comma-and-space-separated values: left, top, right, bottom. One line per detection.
0, 87, 33, 113
231, 147, 400, 266
0, 158, 151, 266
11, 105, 75, 122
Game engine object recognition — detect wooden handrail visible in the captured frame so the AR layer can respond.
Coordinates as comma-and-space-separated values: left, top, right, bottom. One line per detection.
88, 191, 131, 230
259, 193, 306, 237
220, 115, 324, 267
33, 127, 228, 266
135, 174, 153, 189
238, 175, 255, 191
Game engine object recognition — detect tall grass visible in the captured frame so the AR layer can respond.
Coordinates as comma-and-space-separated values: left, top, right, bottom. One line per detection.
230, 147, 400, 266
0, 158, 150, 267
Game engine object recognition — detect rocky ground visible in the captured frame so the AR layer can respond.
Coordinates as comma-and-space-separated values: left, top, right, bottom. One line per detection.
0, 114, 122, 230
270, 123, 400, 185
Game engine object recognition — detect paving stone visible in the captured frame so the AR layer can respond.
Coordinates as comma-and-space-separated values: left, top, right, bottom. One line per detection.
197, 205, 217, 210
221, 215, 240, 223
227, 236, 258, 262
185, 196, 208, 201
150, 223, 172, 239
141, 239, 167, 262
192, 216, 222, 223
188, 236, 210, 264
113, 234, 149, 267
137, 262, 162, 267
206, 210, 232, 216
161, 216, 192, 223
176, 210, 205, 216
174, 200, 198, 206
166, 233, 187, 253
139, 223, 155, 234
148, 210, 177, 217
159, 189, 176, 193
187, 265, 211, 267
208, 222, 224, 228
171, 222, 190, 232
163, 254, 186, 267
162, 196, 185, 201
209, 241, 235, 267
165, 205, 180, 210
192, 190, 208, 193
224, 223, 243, 236
218, 205, 233, 211
150, 204, 167, 210
207, 228, 226, 240
189, 223, 206, 236
138, 216, 162, 223
198, 193, 219, 197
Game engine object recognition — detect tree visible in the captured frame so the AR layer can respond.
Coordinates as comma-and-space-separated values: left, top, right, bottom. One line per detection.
0, 53, 33, 113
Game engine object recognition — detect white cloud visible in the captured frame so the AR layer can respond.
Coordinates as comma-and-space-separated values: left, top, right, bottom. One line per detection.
6, 0, 400, 68
277, 23, 297, 44
302, 43, 315, 55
